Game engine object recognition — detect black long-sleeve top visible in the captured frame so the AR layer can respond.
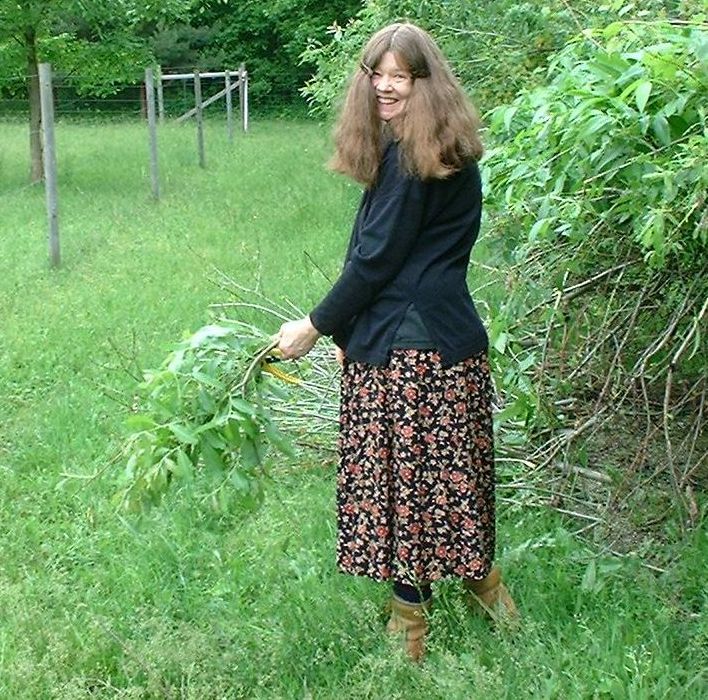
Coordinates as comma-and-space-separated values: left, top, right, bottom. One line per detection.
310, 140, 488, 367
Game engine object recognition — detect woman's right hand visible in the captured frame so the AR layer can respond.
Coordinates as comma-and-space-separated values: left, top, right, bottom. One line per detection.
276, 316, 321, 360
335, 346, 345, 366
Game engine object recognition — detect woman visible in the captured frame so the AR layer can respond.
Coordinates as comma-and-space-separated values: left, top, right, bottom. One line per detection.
277, 22, 517, 661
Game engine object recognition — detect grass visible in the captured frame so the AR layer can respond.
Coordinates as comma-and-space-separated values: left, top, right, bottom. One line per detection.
0, 118, 705, 698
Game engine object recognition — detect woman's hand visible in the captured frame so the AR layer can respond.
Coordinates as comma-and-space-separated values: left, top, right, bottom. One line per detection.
276, 316, 321, 360
335, 346, 345, 366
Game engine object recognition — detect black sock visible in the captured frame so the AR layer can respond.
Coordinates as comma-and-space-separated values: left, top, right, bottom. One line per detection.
393, 580, 432, 604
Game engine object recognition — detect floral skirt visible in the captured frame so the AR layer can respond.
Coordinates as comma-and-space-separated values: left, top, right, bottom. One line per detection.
336, 349, 495, 585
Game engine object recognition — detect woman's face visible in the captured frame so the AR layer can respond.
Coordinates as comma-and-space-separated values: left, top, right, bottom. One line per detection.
370, 51, 413, 122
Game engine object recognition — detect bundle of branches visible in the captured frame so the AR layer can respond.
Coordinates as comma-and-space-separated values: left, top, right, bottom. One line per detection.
481, 19, 707, 539
208, 274, 341, 439
117, 307, 339, 513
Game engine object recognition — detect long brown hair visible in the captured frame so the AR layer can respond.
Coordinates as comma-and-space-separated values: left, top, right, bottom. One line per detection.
330, 23, 483, 187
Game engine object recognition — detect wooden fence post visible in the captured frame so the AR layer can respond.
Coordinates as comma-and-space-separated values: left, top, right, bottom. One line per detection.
225, 69, 234, 143
145, 67, 160, 200
243, 68, 249, 132
156, 65, 165, 124
38, 62, 60, 268
238, 63, 245, 133
194, 69, 206, 168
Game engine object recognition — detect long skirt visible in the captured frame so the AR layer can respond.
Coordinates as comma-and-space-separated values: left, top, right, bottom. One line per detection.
336, 349, 495, 586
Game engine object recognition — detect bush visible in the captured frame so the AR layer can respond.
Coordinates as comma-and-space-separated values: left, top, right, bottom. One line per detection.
482, 19, 707, 529
298, 0, 703, 116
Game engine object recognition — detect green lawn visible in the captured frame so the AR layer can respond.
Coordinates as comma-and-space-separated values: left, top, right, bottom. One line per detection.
0, 119, 704, 698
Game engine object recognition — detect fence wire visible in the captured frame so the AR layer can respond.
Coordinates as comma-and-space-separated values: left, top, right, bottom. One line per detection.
0, 67, 301, 122
0, 65, 261, 258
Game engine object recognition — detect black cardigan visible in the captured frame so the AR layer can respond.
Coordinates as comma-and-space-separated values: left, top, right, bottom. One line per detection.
310, 141, 488, 367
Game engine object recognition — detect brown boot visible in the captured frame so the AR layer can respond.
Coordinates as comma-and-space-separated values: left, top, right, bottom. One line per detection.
463, 566, 519, 625
385, 595, 432, 662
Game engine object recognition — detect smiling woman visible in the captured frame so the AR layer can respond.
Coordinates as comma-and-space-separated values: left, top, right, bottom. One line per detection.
276, 22, 515, 663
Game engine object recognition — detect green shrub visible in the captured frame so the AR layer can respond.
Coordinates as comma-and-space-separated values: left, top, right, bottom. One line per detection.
482, 19, 707, 525
299, 0, 703, 116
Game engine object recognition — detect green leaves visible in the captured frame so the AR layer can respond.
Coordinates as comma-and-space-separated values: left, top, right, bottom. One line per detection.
634, 80, 652, 112
651, 113, 670, 146
168, 422, 198, 445
481, 18, 707, 459
118, 319, 296, 513
0, 0, 198, 94
485, 20, 707, 268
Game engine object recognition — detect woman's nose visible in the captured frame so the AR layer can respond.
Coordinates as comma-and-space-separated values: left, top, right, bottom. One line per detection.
377, 75, 392, 91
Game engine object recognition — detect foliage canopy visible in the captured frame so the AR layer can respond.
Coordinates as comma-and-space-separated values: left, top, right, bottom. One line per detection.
299, 0, 706, 116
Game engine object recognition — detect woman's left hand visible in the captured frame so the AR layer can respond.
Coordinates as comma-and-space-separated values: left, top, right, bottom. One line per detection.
276, 316, 321, 360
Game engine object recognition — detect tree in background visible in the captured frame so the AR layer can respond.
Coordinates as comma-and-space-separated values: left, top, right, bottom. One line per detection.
192, 0, 361, 113
0, 0, 363, 180
151, 23, 226, 76
0, 0, 199, 182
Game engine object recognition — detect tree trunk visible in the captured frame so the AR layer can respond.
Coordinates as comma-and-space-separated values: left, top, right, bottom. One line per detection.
26, 26, 43, 183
